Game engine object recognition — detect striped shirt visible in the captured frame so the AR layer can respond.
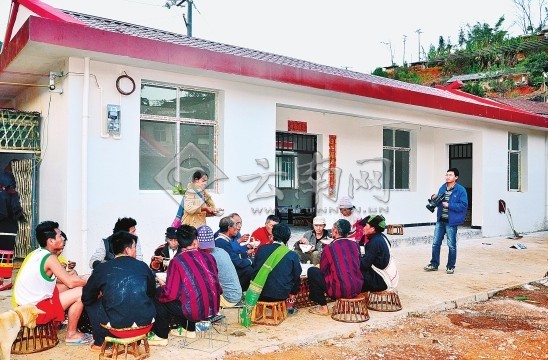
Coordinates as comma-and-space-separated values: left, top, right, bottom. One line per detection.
441, 186, 455, 221
320, 238, 363, 299
158, 249, 221, 322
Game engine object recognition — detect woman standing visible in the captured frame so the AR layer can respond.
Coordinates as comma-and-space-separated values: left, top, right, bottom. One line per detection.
0, 165, 25, 292
181, 170, 220, 228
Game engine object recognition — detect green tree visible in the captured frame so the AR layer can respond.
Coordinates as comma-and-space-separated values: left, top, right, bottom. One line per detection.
461, 82, 486, 97
465, 16, 507, 51
372, 67, 388, 77
517, 52, 548, 86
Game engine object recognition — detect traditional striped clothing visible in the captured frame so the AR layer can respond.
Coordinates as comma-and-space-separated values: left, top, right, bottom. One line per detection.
157, 249, 221, 322
320, 238, 363, 299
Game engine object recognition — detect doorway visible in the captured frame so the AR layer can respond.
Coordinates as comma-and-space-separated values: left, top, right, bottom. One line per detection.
275, 132, 317, 226
0, 109, 41, 257
449, 143, 472, 226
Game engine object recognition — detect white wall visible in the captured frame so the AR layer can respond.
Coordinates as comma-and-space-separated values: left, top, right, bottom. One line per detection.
12, 57, 548, 272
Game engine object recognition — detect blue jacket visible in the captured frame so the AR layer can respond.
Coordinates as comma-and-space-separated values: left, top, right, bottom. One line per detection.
82, 256, 156, 328
435, 182, 468, 226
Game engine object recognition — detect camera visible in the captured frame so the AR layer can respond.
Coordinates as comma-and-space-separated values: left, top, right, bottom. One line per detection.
426, 193, 444, 213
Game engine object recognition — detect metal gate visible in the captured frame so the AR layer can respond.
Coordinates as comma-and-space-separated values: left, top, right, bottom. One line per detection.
0, 109, 41, 257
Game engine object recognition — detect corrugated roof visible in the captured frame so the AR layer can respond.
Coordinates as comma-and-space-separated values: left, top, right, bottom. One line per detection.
492, 98, 548, 116
1, 2, 546, 129
62, 10, 495, 108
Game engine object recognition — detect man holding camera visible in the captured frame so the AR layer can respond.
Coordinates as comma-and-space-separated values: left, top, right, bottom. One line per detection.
424, 168, 468, 274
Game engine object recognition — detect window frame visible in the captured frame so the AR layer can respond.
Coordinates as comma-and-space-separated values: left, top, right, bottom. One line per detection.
507, 133, 521, 191
382, 128, 411, 190
139, 82, 218, 191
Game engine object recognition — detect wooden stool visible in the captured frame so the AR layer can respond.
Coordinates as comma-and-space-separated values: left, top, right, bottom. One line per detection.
387, 224, 404, 235
331, 293, 370, 323
251, 301, 287, 326
367, 289, 402, 312
100, 334, 150, 360
11, 320, 59, 354
99, 324, 152, 360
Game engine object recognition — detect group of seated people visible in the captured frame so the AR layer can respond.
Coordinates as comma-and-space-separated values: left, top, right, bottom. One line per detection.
11, 209, 397, 350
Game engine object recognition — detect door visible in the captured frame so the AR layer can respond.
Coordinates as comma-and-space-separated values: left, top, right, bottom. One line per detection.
449, 143, 472, 226
275, 132, 317, 224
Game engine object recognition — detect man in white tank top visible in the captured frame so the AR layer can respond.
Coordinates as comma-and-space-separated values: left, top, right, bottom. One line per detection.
13, 221, 92, 345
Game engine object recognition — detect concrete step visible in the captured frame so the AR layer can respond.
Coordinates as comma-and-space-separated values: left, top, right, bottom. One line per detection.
288, 225, 482, 249
386, 226, 482, 247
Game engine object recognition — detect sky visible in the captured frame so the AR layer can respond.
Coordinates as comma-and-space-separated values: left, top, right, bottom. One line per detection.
0, 0, 534, 74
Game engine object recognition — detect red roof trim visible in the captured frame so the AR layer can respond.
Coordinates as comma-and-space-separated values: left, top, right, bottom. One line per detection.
10, 17, 548, 129
2, 0, 85, 52
0, 18, 30, 73
16, 0, 85, 24
2, 1, 20, 50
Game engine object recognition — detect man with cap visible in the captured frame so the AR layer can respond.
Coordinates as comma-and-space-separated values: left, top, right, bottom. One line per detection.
294, 216, 331, 265
307, 219, 363, 316
359, 215, 396, 292
149, 227, 182, 273
338, 196, 362, 241
196, 225, 242, 308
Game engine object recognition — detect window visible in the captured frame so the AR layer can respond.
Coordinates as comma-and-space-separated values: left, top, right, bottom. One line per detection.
274, 133, 316, 190
140, 83, 217, 190
275, 154, 298, 189
508, 133, 521, 191
383, 128, 410, 190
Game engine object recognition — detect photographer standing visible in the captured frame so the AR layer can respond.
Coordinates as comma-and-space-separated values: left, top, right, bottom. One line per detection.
424, 168, 468, 274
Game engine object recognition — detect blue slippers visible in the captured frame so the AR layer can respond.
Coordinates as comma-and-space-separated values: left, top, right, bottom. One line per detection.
66, 333, 93, 345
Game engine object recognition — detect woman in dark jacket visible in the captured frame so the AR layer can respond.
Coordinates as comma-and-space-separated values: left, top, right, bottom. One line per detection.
0, 163, 25, 292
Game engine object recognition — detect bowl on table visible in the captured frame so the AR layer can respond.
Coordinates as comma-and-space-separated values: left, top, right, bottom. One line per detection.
156, 272, 167, 283
299, 244, 314, 253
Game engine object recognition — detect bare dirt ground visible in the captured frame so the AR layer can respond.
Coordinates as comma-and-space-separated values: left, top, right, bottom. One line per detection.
224, 281, 548, 360
3, 232, 546, 360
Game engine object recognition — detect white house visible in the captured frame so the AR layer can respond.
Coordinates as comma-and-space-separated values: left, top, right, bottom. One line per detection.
0, 0, 546, 271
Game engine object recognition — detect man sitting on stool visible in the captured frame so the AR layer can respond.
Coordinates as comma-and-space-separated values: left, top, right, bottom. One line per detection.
294, 216, 330, 265
360, 215, 393, 292
253, 223, 301, 315
148, 225, 221, 345
82, 231, 156, 351
149, 227, 182, 274
307, 219, 363, 316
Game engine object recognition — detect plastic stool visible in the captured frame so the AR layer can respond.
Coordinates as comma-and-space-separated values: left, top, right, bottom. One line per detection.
251, 301, 287, 325
367, 289, 402, 312
331, 293, 370, 323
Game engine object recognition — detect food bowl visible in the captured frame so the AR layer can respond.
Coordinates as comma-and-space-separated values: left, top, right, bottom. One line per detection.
156, 272, 167, 282
299, 244, 314, 252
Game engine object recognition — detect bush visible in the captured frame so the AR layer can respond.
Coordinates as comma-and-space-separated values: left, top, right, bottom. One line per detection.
461, 82, 486, 97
